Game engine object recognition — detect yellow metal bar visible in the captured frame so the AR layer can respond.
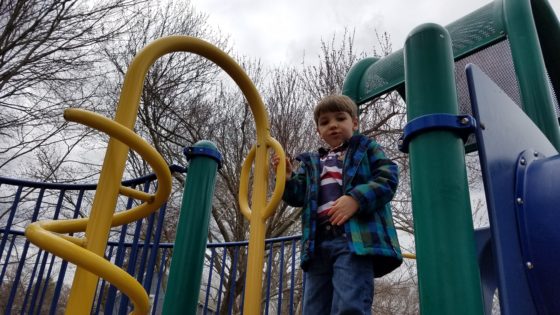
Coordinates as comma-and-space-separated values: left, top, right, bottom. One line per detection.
243, 141, 270, 315
238, 137, 286, 314
56, 234, 87, 247
262, 137, 286, 218
26, 221, 150, 315
239, 145, 256, 220
403, 252, 416, 259
43, 218, 88, 234
119, 186, 155, 202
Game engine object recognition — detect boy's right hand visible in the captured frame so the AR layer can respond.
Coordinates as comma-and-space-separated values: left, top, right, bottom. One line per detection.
271, 154, 293, 179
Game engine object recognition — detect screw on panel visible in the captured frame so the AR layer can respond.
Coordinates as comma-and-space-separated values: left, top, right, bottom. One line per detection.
460, 117, 470, 125
533, 151, 539, 157
526, 262, 534, 269
520, 158, 526, 165
516, 197, 524, 205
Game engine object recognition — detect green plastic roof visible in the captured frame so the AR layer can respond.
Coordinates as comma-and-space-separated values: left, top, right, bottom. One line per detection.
343, 2, 506, 104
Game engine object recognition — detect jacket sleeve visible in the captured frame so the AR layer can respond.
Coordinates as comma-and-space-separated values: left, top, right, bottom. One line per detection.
282, 163, 307, 207
347, 141, 399, 215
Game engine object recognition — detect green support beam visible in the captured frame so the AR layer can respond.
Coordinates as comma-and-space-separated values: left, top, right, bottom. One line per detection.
505, 0, 560, 151
162, 140, 221, 315
404, 23, 484, 315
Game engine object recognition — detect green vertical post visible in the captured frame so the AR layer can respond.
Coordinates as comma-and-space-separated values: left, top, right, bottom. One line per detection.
162, 140, 221, 315
504, 0, 560, 151
404, 23, 484, 315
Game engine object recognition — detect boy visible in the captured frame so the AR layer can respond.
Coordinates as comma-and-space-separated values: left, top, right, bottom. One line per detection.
272, 94, 402, 314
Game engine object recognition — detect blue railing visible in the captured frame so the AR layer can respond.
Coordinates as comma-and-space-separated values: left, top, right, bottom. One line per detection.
0, 167, 303, 314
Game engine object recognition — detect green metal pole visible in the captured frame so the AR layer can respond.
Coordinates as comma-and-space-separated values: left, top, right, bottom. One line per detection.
504, 0, 560, 150
342, 57, 379, 103
404, 23, 484, 315
162, 140, 221, 315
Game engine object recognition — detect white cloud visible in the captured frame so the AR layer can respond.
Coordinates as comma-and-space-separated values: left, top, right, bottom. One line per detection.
191, 0, 560, 65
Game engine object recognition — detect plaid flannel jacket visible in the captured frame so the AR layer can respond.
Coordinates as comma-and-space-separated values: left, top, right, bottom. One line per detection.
283, 134, 403, 277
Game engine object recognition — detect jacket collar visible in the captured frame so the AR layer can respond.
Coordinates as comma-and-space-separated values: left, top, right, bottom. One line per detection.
297, 134, 366, 163
318, 140, 349, 157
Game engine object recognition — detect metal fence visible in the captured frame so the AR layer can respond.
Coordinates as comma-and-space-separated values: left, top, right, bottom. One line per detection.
0, 167, 303, 315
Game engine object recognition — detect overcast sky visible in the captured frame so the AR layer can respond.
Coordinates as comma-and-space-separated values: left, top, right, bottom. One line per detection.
189, 0, 560, 66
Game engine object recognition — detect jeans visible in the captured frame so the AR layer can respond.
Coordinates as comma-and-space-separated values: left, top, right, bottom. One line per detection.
302, 235, 375, 315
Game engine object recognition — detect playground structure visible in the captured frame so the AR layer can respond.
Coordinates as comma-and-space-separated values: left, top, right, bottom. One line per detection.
343, 0, 560, 314
1, 0, 560, 314
7, 36, 287, 315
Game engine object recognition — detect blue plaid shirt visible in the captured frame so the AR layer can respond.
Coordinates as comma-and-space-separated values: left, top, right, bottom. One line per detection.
283, 134, 402, 277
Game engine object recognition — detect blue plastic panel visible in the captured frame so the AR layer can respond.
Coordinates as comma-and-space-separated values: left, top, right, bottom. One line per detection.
514, 150, 560, 314
466, 64, 557, 315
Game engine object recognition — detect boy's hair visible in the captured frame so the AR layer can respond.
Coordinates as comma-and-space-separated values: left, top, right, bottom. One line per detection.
313, 95, 358, 125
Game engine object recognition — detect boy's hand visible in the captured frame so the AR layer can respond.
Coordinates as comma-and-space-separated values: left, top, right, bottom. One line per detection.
328, 195, 359, 226
271, 153, 293, 179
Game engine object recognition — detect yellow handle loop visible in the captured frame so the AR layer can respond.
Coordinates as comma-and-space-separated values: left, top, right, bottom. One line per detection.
239, 137, 286, 220
263, 138, 286, 218
25, 108, 172, 315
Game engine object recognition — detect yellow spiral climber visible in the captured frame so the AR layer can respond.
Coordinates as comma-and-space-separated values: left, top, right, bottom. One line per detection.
23, 35, 288, 315
25, 108, 172, 314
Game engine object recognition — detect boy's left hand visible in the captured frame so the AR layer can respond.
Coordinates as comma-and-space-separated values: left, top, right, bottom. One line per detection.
328, 195, 359, 226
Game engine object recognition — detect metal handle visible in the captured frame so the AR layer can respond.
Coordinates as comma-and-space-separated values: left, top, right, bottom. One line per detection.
239, 137, 286, 220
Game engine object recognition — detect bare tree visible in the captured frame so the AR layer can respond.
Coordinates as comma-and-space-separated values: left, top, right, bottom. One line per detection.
98, 0, 228, 178
300, 28, 367, 99
0, 0, 146, 177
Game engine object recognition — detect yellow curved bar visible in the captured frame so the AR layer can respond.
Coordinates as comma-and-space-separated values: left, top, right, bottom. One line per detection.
25, 108, 172, 314
262, 137, 286, 218
26, 222, 150, 314
403, 252, 417, 259
239, 145, 256, 220
119, 186, 154, 202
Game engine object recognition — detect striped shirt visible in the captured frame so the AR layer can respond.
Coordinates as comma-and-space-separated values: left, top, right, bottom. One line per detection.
317, 149, 345, 225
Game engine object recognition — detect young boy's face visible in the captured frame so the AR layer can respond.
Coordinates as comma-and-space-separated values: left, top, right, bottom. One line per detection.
316, 111, 358, 148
